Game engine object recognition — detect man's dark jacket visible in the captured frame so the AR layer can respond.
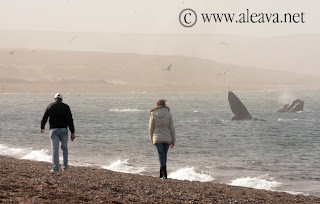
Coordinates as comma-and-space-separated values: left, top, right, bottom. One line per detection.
41, 99, 75, 133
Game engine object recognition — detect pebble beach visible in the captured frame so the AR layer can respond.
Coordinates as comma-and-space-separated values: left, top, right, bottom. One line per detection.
1, 156, 319, 203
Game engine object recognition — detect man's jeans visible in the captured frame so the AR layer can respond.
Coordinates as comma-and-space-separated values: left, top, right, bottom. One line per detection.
50, 128, 68, 171
155, 143, 170, 167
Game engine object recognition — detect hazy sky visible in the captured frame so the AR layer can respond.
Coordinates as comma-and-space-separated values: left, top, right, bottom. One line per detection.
0, 0, 319, 36
0, 0, 319, 76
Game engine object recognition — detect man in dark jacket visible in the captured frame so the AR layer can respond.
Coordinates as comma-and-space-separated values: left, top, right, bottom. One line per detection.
41, 93, 75, 172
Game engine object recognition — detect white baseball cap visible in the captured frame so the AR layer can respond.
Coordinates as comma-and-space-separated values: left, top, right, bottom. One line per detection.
54, 93, 63, 99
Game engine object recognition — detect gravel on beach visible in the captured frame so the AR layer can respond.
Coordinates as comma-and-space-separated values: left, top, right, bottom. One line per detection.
1, 155, 319, 204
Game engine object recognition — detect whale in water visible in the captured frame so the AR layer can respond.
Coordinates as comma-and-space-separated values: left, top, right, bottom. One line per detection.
228, 91, 265, 121
277, 99, 304, 112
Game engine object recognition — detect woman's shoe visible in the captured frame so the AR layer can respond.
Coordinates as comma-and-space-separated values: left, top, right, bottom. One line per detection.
163, 166, 167, 179
159, 167, 163, 178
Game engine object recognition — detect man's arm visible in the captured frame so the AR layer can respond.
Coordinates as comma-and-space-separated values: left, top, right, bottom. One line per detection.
66, 105, 75, 141
40, 106, 50, 133
66, 106, 75, 133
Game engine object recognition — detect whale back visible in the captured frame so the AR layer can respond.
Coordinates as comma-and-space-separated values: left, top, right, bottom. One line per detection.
286, 99, 304, 112
228, 91, 251, 118
277, 99, 304, 112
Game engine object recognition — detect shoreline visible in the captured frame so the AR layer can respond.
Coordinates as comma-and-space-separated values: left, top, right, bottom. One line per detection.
1, 155, 319, 203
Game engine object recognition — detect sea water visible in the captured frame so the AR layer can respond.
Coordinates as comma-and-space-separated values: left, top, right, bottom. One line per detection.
0, 90, 319, 196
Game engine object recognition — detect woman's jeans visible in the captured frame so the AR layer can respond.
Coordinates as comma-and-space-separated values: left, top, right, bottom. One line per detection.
50, 128, 68, 171
155, 143, 170, 167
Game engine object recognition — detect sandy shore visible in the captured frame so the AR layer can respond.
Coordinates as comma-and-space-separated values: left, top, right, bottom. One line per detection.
0, 156, 319, 204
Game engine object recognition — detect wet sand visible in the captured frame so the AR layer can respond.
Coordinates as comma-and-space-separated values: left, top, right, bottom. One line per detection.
1, 155, 319, 203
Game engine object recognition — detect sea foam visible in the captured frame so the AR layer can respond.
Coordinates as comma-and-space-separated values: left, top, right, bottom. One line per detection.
108, 108, 140, 112
278, 118, 301, 122
0, 144, 51, 162
0, 144, 25, 156
229, 175, 281, 191
102, 159, 145, 174
21, 149, 51, 162
168, 167, 214, 182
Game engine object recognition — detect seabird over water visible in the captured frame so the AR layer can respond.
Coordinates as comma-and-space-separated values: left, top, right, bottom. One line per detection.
217, 70, 230, 76
164, 64, 172, 71
218, 42, 229, 46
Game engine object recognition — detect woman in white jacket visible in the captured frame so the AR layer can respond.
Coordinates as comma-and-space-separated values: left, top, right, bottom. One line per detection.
149, 99, 176, 179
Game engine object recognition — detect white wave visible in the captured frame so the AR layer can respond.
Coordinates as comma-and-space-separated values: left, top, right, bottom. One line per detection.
193, 110, 199, 113
284, 191, 304, 195
0, 144, 92, 167
278, 118, 301, 122
107, 80, 127, 85
0, 144, 24, 156
102, 159, 145, 174
130, 91, 146, 93
2, 93, 25, 95
168, 167, 214, 182
178, 120, 199, 123
108, 108, 140, 112
0, 144, 52, 162
229, 175, 281, 191
21, 149, 51, 162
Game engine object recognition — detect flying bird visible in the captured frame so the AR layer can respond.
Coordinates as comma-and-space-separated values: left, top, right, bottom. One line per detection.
69, 36, 78, 43
217, 70, 230, 76
9, 50, 16, 55
164, 64, 172, 71
218, 42, 229, 46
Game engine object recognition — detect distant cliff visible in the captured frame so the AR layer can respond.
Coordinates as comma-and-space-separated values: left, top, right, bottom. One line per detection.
0, 49, 319, 93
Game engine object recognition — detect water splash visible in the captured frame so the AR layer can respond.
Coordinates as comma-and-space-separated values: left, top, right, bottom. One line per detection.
229, 175, 281, 191
102, 159, 145, 174
168, 167, 214, 182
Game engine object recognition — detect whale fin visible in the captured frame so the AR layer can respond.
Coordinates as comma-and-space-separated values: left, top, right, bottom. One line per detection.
228, 91, 251, 119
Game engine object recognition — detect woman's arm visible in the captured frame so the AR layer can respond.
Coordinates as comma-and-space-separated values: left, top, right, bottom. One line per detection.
149, 114, 155, 143
169, 115, 176, 146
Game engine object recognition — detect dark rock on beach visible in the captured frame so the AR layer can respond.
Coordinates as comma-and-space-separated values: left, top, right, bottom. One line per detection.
0, 155, 319, 203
